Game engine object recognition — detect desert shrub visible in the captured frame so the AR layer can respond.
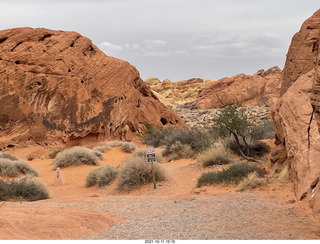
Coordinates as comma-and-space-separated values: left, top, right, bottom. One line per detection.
162, 128, 212, 154
0, 176, 49, 201
226, 136, 270, 158
133, 148, 163, 163
121, 142, 136, 153
251, 121, 275, 140
197, 162, 265, 187
237, 171, 267, 191
0, 158, 38, 177
49, 148, 65, 159
116, 154, 165, 191
162, 141, 193, 161
0, 152, 18, 161
86, 164, 118, 187
143, 127, 175, 148
53, 146, 101, 169
197, 141, 233, 167
94, 141, 136, 153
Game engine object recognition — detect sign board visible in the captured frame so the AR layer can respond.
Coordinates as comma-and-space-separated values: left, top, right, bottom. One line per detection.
146, 148, 156, 163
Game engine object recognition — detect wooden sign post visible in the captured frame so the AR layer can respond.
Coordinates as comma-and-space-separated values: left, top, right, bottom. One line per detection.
146, 148, 156, 189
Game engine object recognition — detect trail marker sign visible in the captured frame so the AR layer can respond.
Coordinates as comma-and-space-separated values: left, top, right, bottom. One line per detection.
146, 148, 156, 163
146, 148, 157, 189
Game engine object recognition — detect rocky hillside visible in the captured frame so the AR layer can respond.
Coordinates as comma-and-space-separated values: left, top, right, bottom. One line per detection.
0, 27, 187, 149
196, 66, 282, 109
270, 9, 320, 221
144, 77, 214, 107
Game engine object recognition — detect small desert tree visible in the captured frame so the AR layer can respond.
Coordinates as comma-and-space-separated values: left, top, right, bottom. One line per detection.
213, 96, 260, 161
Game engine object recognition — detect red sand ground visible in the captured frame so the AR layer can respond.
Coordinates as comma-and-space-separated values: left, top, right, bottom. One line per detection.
0, 139, 319, 240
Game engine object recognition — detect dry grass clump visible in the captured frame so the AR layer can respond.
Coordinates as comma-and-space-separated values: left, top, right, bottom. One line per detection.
94, 141, 136, 153
0, 176, 49, 201
116, 154, 165, 192
278, 166, 289, 183
0, 152, 18, 161
86, 164, 118, 187
162, 141, 193, 161
0, 158, 38, 177
53, 146, 102, 169
197, 141, 233, 167
237, 171, 267, 191
197, 162, 265, 188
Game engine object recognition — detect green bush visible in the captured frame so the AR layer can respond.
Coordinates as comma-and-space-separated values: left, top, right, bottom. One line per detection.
86, 164, 118, 187
0, 158, 38, 177
53, 146, 102, 169
197, 141, 233, 167
143, 127, 175, 148
116, 154, 165, 192
0, 176, 49, 201
226, 136, 270, 158
197, 162, 265, 187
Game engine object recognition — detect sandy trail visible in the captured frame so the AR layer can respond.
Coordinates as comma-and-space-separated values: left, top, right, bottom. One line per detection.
0, 144, 320, 240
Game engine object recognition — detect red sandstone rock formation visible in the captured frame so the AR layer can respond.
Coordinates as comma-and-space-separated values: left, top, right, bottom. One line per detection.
196, 66, 282, 109
0, 27, 187, 148
271, 9, 320, 220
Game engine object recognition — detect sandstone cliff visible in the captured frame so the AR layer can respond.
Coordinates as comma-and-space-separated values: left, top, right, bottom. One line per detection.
145, 77, 214, 107
0, 27, 187, 148
271, 9, 320, 220
196, 66, 282, 109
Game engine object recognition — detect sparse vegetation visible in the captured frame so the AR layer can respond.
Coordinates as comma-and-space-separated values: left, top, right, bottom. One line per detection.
277, 166, 290, 183
197, 141, 233, 167
226, 136, 271, 157
162, 141, 193, 161
0, 176, 49, 201
94, 141, 136, 153
116, 153, 165, 192
0, 152, 18, 161
143, 127, 212, 160
197, 162, 265, 187
251, 121, 275, 140
86, 164, 118, 187
49, 148, 65, 159
237, 171, 267, 191
0, 158, 38, 177
53, 146, 102, 169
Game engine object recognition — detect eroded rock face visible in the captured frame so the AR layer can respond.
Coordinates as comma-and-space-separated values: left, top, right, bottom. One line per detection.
0, 27, 187, 148
196, 66, 282, 109
271, 9, 320, 220
145, 77, 214, 107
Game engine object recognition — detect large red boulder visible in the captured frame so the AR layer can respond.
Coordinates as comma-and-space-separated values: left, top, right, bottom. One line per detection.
271, 9, 320, 220
196, 66, 282, 109
0, 27, 187, 148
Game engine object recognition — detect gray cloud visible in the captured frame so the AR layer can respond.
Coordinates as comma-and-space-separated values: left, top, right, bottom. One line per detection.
0, 0, 319, 80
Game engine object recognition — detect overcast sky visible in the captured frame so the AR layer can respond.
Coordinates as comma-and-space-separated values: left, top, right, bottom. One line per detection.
0, 0, 319, 81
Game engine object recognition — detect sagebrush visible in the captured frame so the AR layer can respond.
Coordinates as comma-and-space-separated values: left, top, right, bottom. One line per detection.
116, 154, 165, 191
0, 177, 49, 201
0, 158, 38, 177
86, 164, 118, 187
53, 146, 102, 169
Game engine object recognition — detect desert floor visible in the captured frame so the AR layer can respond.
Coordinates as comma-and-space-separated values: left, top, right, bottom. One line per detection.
1, 138, 320, 240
